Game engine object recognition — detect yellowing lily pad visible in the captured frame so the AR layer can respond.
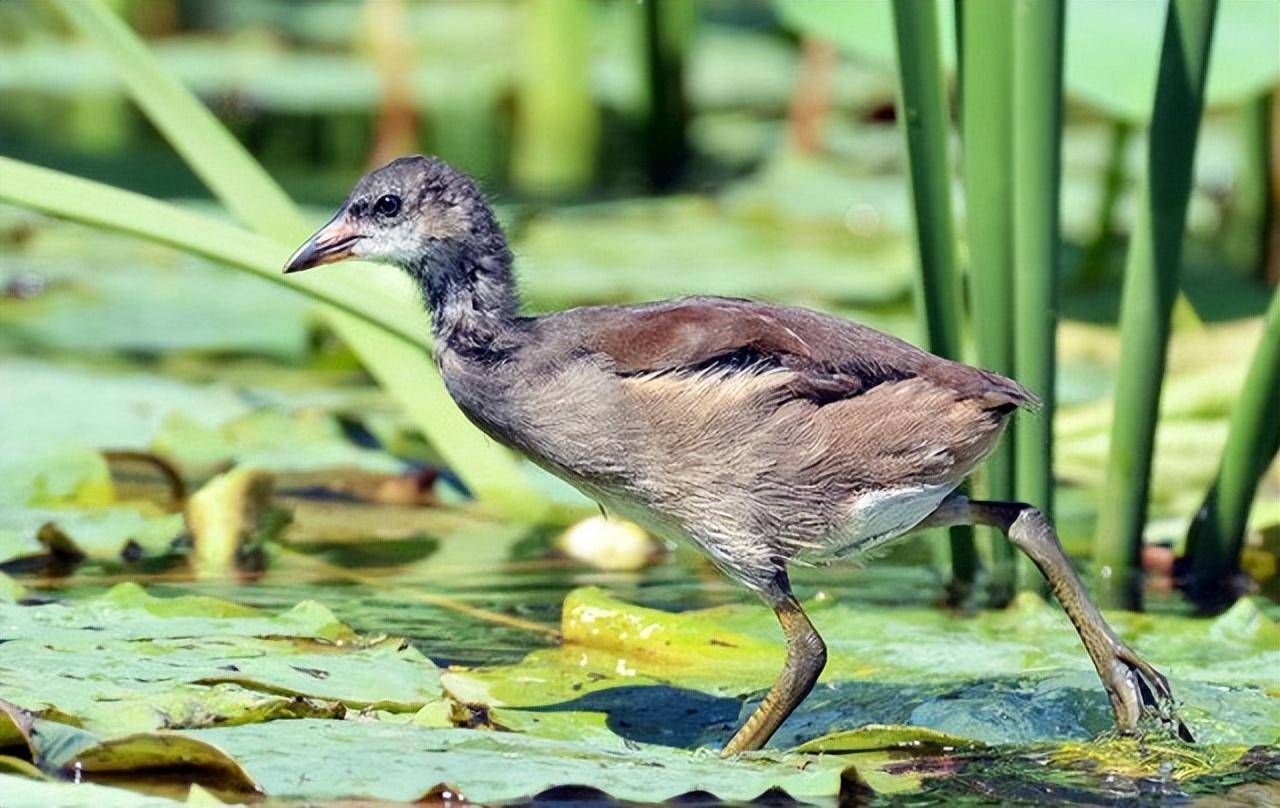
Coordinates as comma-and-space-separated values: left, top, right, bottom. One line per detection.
464, 587, 1280, 750
794, 724, 983, 754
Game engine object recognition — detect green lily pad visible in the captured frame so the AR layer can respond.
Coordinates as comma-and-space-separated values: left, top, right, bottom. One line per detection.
0, 446, 186, 569
0, 584, 440, 735
1, 582, 1274, 803
0, 695, 892, 803
177, 719, 858, 803
0, 359, 403, 480
0, 702, 259, 795
0, 216, 311, 360
463, 588, 1280, 750
0, 774, 196, 808
1, 506, 186, 568
152, 409, 403, 478
0, 360, 252, 454
0, 359, 408, 570
0, 572, 24, 602
0, 447, 114, 511
0, 581, 353, 642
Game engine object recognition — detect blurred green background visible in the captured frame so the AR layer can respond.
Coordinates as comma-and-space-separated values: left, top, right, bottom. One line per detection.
0, 1, 1279, 804
2, 0, 1274, 568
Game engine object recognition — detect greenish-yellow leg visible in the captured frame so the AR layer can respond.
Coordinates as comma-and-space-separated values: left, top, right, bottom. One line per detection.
722, 576, 827, 756
921, 495, 1192, 741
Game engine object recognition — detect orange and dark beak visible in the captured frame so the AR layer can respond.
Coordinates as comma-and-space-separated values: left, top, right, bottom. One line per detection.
284, 214, 362, 274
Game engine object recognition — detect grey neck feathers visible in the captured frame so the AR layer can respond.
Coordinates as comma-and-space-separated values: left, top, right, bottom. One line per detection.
414, 216, 520, 363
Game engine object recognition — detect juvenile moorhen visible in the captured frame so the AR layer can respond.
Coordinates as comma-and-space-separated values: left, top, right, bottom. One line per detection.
286, 156, 1188, 753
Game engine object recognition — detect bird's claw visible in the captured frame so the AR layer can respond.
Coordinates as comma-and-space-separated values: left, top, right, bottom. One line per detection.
1105, 641, 1194, 743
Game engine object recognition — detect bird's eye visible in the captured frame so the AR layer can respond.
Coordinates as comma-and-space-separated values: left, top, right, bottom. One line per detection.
374, 194, 402, 217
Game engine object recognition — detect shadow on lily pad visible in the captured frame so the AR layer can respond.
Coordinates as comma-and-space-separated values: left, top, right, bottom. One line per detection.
764, 673, 1117, 750
511, 673, 1118, 752
520, 685, 741, 749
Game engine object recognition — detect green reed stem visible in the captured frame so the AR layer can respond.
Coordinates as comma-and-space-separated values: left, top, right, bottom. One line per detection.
49, 0, 547, 520
512, 0, 600, 196
1094, 0, 1219, 610
1079, 119, 1133, 287
1223, 91, 1274, 280
961, 0, 1017, 605
889, 0, 977, 597
1012, 0, 1065, 593
1184, 289, 1280, 612
642, 0, 695, 189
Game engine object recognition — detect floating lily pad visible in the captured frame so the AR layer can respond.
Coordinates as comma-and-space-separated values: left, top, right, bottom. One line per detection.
152, 409, 402, 478
794, 723, 984, 754
0, 445, 185, 569
0, 217, 311, 360
0, 360, 253, 455
464, 588, 1280, 750
0, 703, 260, 794
0, 774, 195, 808
0, 572, 24, 602
0, 581, 1274, 803
0, 358, 409, 570
0, 584, 440, 735
176, 719, 858, 803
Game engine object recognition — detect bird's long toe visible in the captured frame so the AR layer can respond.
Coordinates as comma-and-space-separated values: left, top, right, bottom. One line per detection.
1105, 641, 1193, 742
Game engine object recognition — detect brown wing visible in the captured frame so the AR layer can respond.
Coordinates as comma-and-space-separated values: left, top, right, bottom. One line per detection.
542, 296, 1036, 410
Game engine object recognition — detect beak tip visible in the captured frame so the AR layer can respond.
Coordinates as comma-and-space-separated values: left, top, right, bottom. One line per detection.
284, 224, 359, 275
283, 245, 314, 275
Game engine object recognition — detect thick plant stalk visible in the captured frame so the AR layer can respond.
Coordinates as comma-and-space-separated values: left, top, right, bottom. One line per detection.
889, 0, 977, 596
1094, 0, 1219, 610
364, 0, 419, 166
512, 0, 600, 196
953, 0, 965, 125
960, 0, 1018, 605
1184, 289, 1280, 612
1012, 0, 1065, 592
1079, 120, 1134, 287
1222, 91, 1274, 280
786, 37, 838, 156
642, 0, 695, 189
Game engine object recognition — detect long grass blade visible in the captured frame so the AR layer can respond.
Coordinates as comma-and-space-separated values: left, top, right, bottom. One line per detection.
47, 0, 546, 518
889, 0, 976, 598
1094, 0, 1219, 610
1184, 289, 1280, 611
960, 0, 1017, 605
0, 157, 545, 515
50, 0, 303, 238
0, 157, 423, 348
1012, 0, 1065, 593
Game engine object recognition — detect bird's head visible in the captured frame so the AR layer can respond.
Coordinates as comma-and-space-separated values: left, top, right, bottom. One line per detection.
284, 155, 495, 276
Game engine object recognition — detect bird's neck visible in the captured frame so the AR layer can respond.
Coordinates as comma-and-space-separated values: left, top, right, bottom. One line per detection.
413, 230, 521, 362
